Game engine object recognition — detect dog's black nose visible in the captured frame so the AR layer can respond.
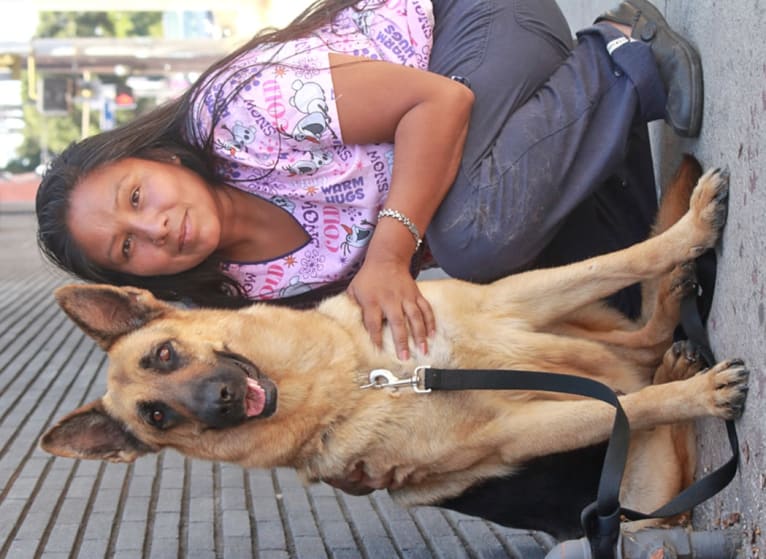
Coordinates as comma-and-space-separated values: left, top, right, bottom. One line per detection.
189, 372, 248, 428
220, 385, 233, 402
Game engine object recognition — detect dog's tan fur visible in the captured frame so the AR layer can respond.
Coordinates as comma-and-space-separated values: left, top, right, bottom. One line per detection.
41, 161, 747, 533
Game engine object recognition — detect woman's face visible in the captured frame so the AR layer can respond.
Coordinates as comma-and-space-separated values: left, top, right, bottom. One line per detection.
67, 157, 223, 276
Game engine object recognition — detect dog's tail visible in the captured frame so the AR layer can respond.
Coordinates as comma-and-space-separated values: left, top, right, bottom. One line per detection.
650, 153, 704, 236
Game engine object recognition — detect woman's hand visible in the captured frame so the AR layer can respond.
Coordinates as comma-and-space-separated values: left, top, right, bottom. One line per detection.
347, 235, 434, 360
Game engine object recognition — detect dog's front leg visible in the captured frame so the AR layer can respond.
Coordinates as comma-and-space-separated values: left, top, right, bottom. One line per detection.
487, 169, 728, 327
497, 357, 747, 466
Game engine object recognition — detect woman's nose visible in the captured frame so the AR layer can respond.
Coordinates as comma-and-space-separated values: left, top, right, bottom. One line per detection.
134, 214, 169, 245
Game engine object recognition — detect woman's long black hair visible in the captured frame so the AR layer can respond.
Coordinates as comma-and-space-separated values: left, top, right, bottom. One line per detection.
36, 0, 380, 309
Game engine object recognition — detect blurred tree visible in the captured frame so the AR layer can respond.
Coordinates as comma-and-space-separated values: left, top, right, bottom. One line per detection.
111, 12, 164, 37
36, 11, 163, 39
4, 11, 163, 172
37, 12, 116, 38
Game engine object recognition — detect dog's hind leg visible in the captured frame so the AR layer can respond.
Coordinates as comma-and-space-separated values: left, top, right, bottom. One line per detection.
620, 340, 707, 528
571, 260, 698, 354
651, 155, 704, 239
632, 260, 698, 346
619, 427, 694, 531
484, 167, 728, 329
538, 156, 703, 356
653, 339, 707, 384
639, 154, 703, 323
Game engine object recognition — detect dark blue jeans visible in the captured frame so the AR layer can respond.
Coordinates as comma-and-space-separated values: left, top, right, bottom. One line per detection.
426, 0, 664, 318
424, 0, 668, 534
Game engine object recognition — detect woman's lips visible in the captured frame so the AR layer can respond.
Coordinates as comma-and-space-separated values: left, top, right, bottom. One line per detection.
178, 211, 188, 253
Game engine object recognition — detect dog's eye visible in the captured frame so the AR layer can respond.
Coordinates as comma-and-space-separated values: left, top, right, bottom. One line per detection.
140, 341, 182, 372
139, 401, 178, 430
157, 343, 173, 362
150, 409, 165, 425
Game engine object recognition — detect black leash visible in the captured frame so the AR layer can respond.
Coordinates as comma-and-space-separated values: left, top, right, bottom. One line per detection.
420, 253, 739, 559
423, 367, 630, 558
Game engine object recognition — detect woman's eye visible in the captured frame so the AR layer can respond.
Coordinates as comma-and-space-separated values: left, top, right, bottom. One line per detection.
130, 187, 140, 207
121, 235, 133, 259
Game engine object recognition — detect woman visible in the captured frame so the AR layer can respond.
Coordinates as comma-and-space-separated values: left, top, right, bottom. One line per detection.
37, 0, 700, 363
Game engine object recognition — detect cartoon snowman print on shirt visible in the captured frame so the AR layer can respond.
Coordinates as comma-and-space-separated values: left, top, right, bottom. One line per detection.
284, 149, 334, 176
288, 79, 333, 143
341, 220, 375, 255
280, 79, 337, 176
217, 121, 258, 157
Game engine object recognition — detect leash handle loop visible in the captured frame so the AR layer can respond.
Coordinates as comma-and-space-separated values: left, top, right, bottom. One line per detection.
580, 502, 622, 559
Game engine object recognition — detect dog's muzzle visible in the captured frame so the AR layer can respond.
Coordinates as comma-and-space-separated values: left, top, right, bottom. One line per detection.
189, 353, 278, 428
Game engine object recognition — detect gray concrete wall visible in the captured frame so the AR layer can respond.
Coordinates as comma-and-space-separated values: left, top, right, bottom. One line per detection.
560, 1, 766, 556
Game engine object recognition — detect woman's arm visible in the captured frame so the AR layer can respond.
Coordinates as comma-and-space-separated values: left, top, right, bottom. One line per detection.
329, 53, 474, 359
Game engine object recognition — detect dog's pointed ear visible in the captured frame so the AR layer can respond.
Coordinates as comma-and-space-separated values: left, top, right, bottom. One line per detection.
40, 399, 155, 463
54, 284, 173, 350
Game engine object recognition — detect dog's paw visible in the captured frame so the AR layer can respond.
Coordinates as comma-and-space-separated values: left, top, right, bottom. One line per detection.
699, 359, 749, 420
668, 262, 698, 300
687, 167, 729, 256
654, 339, 706, 383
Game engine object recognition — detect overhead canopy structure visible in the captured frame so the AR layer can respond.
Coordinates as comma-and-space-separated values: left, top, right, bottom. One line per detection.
12, 0, 266, 12
29, 37, 242, 74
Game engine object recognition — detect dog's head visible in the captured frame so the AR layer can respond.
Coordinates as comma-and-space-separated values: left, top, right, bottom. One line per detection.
40, 284, 283, 464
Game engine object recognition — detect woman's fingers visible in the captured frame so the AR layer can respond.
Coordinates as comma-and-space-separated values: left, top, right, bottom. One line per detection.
401, 297, 429, 355
360, 301, 384, 350
348, 266, 433, 360
383, 303, 411, 361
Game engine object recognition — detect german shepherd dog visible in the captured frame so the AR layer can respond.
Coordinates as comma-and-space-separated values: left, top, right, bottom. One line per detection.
41, 158, 748, 539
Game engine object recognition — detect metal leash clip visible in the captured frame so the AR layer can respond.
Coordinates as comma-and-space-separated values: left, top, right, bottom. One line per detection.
360, 366, 432, 393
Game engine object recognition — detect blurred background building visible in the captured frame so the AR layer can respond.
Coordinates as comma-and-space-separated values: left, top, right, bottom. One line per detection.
0, 0, 314, 173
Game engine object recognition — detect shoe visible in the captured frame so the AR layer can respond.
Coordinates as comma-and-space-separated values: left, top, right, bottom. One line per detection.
596, 0, 703, 137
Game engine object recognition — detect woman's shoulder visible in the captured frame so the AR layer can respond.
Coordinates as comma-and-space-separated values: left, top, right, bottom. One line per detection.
324, 0, 434, 65
194, 0, 435, 86
252, 0, 434, 67
184, 0, 434, 153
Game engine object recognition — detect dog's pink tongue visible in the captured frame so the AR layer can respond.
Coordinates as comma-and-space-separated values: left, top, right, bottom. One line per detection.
245, 377, 265, 417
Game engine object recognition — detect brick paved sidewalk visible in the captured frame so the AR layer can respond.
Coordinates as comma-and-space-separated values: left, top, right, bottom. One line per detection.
0, 211, 555, 559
